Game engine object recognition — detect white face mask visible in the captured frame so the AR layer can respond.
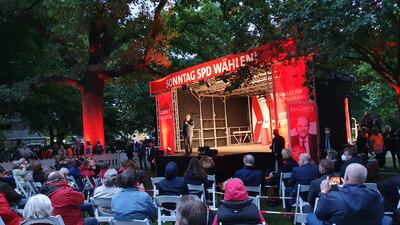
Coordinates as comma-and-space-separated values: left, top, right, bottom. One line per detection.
341, 154, 348, 161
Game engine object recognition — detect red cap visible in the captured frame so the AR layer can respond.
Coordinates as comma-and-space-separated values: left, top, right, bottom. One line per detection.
224, 178, 249, 201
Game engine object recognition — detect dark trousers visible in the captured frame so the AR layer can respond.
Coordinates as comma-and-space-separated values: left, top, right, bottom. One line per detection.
139, 156, 147, 169
390, 150, 400, 168
183, 135, 192, 154
375, 152, 386, 168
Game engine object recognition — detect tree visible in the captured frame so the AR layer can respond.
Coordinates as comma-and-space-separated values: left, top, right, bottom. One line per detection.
274, 0, 400, 120
1, 0, 175, 148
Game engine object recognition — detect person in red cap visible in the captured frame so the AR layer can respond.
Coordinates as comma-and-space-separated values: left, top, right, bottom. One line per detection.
212, 178, 267, 225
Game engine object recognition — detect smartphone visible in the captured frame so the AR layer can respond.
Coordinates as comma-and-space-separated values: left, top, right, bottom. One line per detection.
329, 176, 341, 186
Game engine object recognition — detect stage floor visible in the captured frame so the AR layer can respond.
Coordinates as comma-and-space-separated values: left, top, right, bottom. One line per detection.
174, 143, 271, 156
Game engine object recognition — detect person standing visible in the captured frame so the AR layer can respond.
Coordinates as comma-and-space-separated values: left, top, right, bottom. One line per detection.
321, 127, 333, 158
270, 129, 285, 170
138, 140, 147, 170
182, 114, 194, 155
370, 128, 385, 168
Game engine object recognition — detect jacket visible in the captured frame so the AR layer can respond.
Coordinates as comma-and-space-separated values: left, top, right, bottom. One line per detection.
112, 187, 157, 221
159, 162, 188, 196
233, 166, 264, 187
315, 184, 384, 225
378, 175, 400, 212
288, 163, 320, 187
307, 173, 336, 207
184, 171, 209, 188
41, 181, 85, 225
212, 178, 266, 225
0, 192, 23, 225
0, 181, 22, 205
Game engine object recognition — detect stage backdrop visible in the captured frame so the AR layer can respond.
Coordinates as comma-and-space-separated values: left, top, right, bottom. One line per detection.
156, 92, 175, 154
288, 101, 319, 163
252, 96, 271, 144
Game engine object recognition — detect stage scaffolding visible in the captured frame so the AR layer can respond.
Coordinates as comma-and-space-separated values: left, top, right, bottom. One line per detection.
171, 69, 276, 152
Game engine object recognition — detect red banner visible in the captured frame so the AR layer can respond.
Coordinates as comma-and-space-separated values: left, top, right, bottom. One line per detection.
344, 98, 352, 144
156, 92, 175, 154
288, 102, 319, 163
150, 41, 295, 95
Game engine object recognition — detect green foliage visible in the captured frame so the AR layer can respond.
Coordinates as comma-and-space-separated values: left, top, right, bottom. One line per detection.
104, 75, 156, 141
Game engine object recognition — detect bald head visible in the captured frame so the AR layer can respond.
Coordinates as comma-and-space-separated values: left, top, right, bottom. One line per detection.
344, 163, 368, 185
296, 116, 310, 138
47, 171, 66, 183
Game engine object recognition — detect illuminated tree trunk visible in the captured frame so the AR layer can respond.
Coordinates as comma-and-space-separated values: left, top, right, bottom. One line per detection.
81, 73, 105, 153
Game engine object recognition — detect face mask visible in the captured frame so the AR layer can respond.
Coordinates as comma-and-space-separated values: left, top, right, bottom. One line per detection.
341, 154, 348, 161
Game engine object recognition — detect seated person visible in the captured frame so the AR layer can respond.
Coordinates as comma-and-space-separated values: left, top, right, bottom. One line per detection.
340, 146, 364, 178
307, 159, 336, 208
21, 194, 54, 225
0, 192, 23, 225
184, 158, 209, 191
12, 159, 28, 186
233, 154, 264, 187
0, 166, 23, 207
159, 162, 188, 196
93, 169, 120, 216
326, 150, 341, 173
378, 174, 400, 212
308, 163, 384, 225
199, 156, 216, 175
41, 171, 97, 225
33, 164, 46, 184
265, 148, 298, 186
112, 168, 157, 221
212, 178, 267, 225
176, 195, 207, 225
285, 153, 320, 214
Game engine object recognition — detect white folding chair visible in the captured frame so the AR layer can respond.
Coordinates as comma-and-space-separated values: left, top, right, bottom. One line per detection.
279, 172, 292, 208
207, 175, 217, 208
150, 177, 164, 198
0, 216, 5, 225
155, 195, 180, 225
313, 197, 319, 213
294, 184, 310, 225
66, 175, 79, 189
294, 213, 308, 225
109, 218, 151, 225
245, 185, 261, 210
187, 184, 206, 202
92, 197, 113, 222
365, 183, 378, 191
14, 179, 29, 197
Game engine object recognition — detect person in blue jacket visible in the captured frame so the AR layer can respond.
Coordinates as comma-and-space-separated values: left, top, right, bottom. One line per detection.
159, 162, 188, 196
308, 163, 384, 225
233, 154, 264, 187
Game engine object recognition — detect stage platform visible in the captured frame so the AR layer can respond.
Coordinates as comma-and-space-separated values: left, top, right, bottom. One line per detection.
173, 143, 272, 156
156, 144, 274, 182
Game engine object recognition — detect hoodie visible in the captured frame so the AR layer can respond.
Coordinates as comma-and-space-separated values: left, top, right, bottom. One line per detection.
41, 182, 85, 225
212, 178, 266, 225
159, 162, 188, 196
315, 184, 384, 225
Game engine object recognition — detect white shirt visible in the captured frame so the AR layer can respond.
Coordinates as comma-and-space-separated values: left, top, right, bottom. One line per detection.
93, 185, 120, 199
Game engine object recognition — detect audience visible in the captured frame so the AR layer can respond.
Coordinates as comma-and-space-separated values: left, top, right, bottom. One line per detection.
285, 153, 320, 215
212, 178, 267, 225
199, 156, 216, 175
340, 146, 364, 178
93, 168, 119, 199
233, 154, 264, 187
0, 192, 23, 225
33, 164, 46, 184
159, 161, 188, 196
308, 163, 384, 225
378, 173, 400, 212
307, 159, 336, 208
21, 194, 54, 225
184, 158, 209, 188
175, 195, 207, 225
0, 166, 23, 207
112, 167, 157, 221
41, 171, 97, 225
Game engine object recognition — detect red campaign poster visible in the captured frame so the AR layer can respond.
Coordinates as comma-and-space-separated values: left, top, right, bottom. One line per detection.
288, 102, 319, 163
156, 92, 175, 154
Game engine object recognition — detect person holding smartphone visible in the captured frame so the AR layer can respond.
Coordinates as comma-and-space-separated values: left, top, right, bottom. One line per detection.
307, 163, 384, 225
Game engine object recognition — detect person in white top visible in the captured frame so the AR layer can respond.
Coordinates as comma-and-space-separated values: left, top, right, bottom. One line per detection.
93, 168, 120, 199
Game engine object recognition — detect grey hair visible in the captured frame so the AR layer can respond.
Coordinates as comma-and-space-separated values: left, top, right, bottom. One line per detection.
299, 153, 311, 165
59, 167, 69, 177
103, 168, 118, 187
281, 149, 292, 160
23, 194, 53, 220
243, 154, 255, 166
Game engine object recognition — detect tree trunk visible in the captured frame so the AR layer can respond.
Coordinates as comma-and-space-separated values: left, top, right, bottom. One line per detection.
48, 125, 55, 145
81, 73, 106, 153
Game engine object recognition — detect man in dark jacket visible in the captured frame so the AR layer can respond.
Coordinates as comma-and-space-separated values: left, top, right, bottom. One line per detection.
378, 174, 400, 212
138, 140, 147, 169
285, 153, 320, 213
307, 159, 336, 208
0, 166, 23, 207
308, 163, 384, 225
340, 146, 365, 178
159, 162, 188, 196
233, 154, 264, 187
41, 171, 97, 225
270, 129, 285, 169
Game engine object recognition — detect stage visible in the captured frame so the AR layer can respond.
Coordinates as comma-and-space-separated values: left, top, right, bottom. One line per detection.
156, 144, 274, 182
